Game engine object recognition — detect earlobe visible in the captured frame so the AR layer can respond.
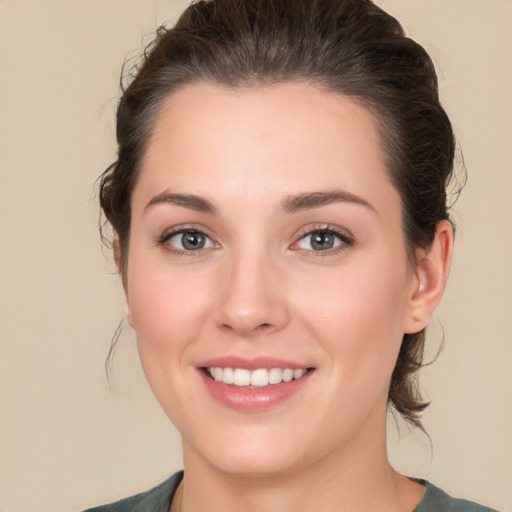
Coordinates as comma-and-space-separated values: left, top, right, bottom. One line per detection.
404, 220, 454, 334
113, 235, 122, 274
113, 234, 133, 327
126, 308, 134, 328
113, 234, 129, 290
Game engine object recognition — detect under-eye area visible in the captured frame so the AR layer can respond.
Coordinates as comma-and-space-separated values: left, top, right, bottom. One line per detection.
203, 367, 314, 387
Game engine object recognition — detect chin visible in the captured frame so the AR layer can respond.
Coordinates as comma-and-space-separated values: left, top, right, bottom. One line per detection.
183, 424, 314, 477
205, 450, 305, 478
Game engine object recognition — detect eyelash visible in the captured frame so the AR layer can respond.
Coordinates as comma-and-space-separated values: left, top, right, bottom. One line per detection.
292, 225, 354, 257
157, 224, 354, 257
157, 225, 218, 257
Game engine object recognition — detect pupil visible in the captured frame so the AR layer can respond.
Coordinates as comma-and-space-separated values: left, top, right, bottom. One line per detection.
182, 232, 205, 250
311, 233, 333, 250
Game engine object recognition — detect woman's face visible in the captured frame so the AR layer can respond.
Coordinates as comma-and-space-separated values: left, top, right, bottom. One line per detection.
125, 82, 421, 476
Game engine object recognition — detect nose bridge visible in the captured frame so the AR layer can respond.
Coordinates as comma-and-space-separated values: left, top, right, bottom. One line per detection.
215, 241, 289, 336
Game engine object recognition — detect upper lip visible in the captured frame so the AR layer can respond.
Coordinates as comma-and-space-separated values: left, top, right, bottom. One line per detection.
198, 356, 312, 371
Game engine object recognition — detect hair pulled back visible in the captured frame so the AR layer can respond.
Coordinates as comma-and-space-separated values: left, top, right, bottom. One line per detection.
100, 0, 456, 430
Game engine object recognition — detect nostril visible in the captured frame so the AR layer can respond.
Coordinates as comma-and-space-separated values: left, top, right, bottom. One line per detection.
256, 323, 273, 331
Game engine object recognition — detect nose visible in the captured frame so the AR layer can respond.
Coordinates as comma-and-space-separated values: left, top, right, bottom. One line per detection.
213, 248, 290, 337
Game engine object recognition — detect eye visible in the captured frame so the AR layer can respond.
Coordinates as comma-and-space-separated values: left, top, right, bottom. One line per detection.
163, 229, 215, 251
295, 228, 352, 252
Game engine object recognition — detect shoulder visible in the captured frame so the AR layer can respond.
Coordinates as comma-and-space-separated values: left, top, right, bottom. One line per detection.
82, 471, 183, 512
416, 481, 499, 512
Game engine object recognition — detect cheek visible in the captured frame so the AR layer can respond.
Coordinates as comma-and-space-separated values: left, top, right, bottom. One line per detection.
126, 257, 214, 360
298, 258, 410, 386
125, 258, 218, 425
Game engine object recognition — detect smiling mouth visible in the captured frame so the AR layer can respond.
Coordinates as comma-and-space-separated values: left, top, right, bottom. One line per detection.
204, 367, 312, 387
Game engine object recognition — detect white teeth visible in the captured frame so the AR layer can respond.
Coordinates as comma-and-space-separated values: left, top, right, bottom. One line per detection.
293, 369, 307, 379
206, 366, 309, 387
282, 369, 293, 382
222, 367, 234, 384
250, 369, 269, 387
268, 368, 283, 384
233, 368, 251, 386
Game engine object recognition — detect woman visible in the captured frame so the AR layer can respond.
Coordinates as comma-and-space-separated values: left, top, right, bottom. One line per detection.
87, 0, 496, 510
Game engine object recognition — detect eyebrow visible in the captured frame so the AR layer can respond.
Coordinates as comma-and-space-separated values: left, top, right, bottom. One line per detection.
144, 189, 375, 215
144, 191, 217, 214
281, 190, 376, 214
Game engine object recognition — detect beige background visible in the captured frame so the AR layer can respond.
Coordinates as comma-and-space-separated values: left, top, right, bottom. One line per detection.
0, 0, 510, 511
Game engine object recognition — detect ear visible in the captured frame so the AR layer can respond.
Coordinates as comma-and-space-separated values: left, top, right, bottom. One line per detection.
113, 234, 123, 274
113, 234, 134, 328
404, 220, 454, 334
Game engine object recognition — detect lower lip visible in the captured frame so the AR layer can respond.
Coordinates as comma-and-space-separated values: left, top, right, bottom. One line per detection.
199, 369, 313, 411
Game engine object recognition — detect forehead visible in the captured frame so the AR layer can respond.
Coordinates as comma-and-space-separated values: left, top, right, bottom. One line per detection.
135, 82, 398, 214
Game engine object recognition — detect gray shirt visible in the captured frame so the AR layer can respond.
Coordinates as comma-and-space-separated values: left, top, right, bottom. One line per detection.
83, 471, 498, 512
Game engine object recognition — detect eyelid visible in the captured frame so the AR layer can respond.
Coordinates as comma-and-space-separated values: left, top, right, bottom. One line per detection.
155, 223, 353, 256
290, 224, 354, 253
157, 224, 220, 255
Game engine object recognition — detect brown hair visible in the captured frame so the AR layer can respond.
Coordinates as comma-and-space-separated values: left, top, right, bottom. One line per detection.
100, 0, 457, 430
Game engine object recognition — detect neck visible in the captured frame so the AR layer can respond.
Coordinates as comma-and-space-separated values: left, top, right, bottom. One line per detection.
175, 420, 425, 512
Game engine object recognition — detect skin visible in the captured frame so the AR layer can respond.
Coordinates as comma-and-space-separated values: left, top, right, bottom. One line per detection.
120, 82, 453, 512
